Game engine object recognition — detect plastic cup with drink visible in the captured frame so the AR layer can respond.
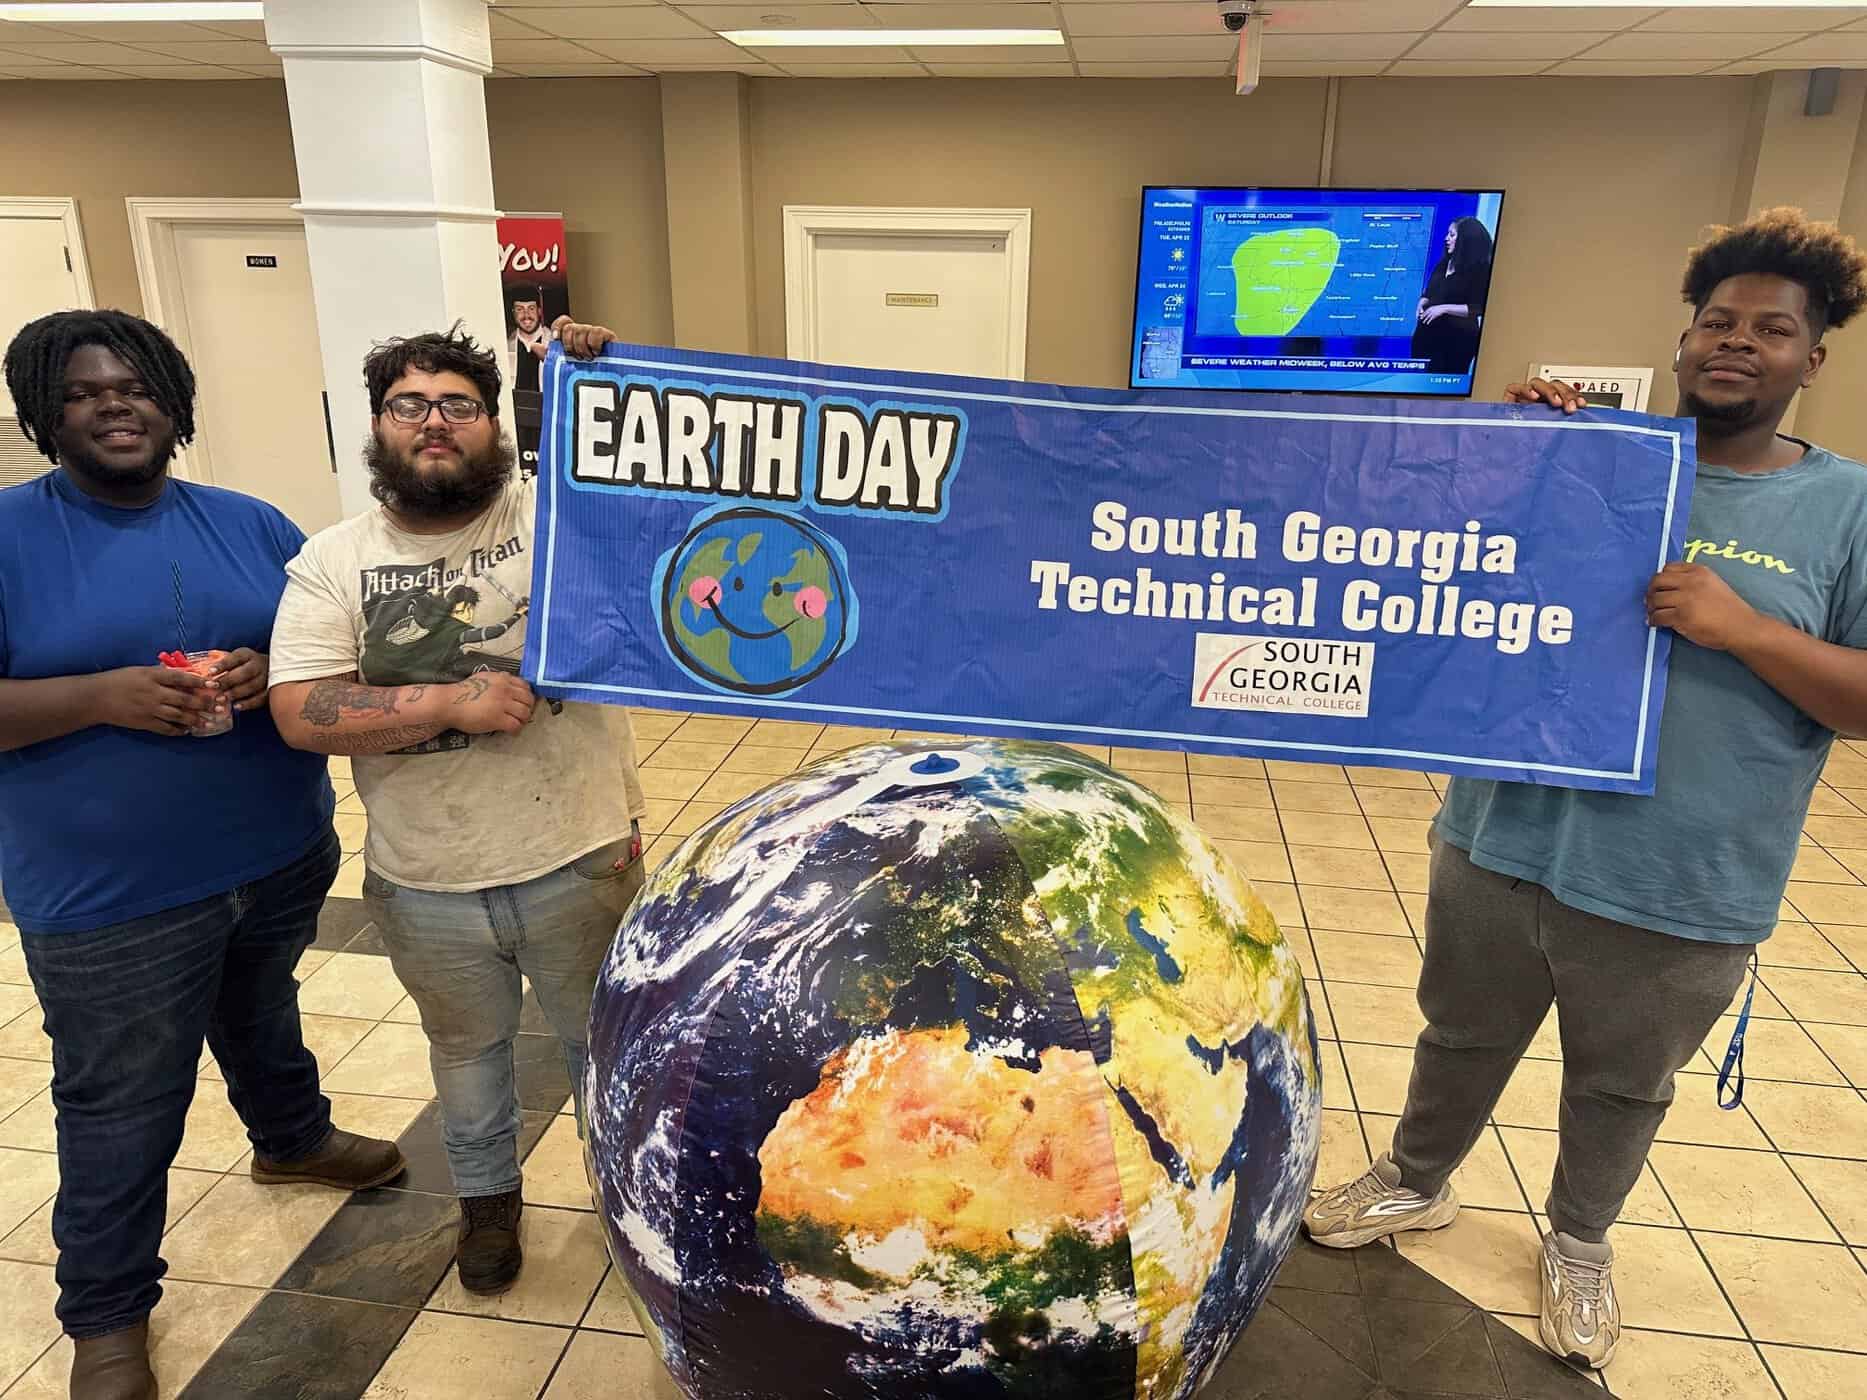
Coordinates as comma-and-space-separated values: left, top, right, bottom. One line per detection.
158, 649, 232, 737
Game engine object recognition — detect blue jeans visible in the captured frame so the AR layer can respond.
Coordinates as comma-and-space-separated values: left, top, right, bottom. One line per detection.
20, 829, 340, 1339
362, 830, 642, 1198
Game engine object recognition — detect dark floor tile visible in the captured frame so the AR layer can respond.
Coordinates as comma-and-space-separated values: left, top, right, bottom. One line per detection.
1480, 1316, 1601, 1398
1364, 1295, 1472, 1380
177, 1291, 414, 1400
274, 1186, 459, 1308
1275, 1236, 1366, 1295
515, 1032, 572, 1112
1272, 1284, 1378, 1375
343, 922, 388, 958
1355, 1240, 1471, 1306
1211, 1301, 1380, 1400
1392, 1311, 1507, 1396
387, 1101, 555, 1197
311, 897, 372, 952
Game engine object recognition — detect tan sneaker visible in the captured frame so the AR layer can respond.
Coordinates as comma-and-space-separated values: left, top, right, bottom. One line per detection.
1302, 1154, 1461, 1250
1539, 1230, 1620, 1369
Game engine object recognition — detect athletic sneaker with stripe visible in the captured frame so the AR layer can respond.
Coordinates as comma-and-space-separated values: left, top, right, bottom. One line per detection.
1301, 1153, 1461, 1250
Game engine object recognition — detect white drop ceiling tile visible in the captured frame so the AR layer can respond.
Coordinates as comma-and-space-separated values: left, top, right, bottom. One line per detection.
191, 21, 266, 41
1757, 33, 1867, 61
1264, 1, 1464, 34
497, 62, 653, 77
1077, 61, 1232, 78
1260, 61, 1391, 77
1553, 60, 1727, 76
580, 37, 758, 62
1071, 35, 1236, 61
489, 38, 606, 63
923, 62, 1079, 76
120, 40, 272, 64
0, 40, 180, 65
505, 7, 717, 40
1061, 3, 1227, 38
8, 21, 232, 41
1410, 31, 1618, 61
1262, 33, 1420, 61
1389, 60, 1558, 78
1583, 32, 1791, 62
1849, 18, 1867, 32
7, 65, 135, 80
490, 11, 552, 38
678, 2, 879, 28
1636, 6, 1867, 33
870, 3, 1058, 27
105, 65, 252, 80
771, 63, 930, 77
908, 43, 1074, 62
235, 64, 285, 78
645, 63, 781, 73
0, 46, 78, 67
1445, 5, 1659, 32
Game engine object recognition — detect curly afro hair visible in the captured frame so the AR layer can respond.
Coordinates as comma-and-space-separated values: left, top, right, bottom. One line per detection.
1682, 207, 1867, 342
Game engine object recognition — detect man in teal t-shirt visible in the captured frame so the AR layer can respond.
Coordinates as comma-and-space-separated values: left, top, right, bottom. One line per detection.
1304, 209, 1867, 1371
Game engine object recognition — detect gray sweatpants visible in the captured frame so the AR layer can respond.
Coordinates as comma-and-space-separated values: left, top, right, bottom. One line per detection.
1389, 837, 1753, 1242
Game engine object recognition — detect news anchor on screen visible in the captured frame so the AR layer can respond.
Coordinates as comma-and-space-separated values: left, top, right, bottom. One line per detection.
1412, 217, 1496, 376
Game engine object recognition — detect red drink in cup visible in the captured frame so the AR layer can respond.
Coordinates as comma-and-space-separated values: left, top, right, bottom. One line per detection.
159, 649, 232, 736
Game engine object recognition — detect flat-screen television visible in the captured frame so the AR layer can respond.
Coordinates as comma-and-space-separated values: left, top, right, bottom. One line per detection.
1130, 185, 1507, 397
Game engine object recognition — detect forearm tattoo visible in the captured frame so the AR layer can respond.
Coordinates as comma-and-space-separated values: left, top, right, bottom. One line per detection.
330, 725, 446, 754
299, 678, 428, 728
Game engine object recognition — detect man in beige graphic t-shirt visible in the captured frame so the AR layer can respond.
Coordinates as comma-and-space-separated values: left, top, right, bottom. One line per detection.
268, 323, 644, 1297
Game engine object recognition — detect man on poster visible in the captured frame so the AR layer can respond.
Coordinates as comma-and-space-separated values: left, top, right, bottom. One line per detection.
1304, 208, 1867, 1371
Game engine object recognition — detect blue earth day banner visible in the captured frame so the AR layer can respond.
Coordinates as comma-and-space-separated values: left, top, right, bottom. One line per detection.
523, 342, 1695, 794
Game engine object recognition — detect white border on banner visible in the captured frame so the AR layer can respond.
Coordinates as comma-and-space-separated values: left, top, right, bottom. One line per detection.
535, 353, 1687, 783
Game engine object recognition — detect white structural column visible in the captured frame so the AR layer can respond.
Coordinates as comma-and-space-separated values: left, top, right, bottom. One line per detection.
266, 0, 509, 517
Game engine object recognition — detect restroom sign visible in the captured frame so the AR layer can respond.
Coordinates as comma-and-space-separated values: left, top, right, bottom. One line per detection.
1533, 364, 1655, 413
245, 254, 279, 269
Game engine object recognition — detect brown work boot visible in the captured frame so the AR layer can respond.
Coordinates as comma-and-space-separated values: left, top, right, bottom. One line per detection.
457, 1189, 524, 1295
70, 1321, 155, 1400
249, 1127, 406, 1190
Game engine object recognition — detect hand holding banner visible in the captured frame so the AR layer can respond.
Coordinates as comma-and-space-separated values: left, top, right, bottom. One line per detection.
524, 344, 1693, 794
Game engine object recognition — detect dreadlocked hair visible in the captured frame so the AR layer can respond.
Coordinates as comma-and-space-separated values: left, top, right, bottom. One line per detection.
1682, 207, 1867, 342
2, 309, 197, 465
362, 321, 502, 418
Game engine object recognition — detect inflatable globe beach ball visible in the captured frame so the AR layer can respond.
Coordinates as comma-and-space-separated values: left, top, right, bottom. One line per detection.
584, 739, 1322, 1400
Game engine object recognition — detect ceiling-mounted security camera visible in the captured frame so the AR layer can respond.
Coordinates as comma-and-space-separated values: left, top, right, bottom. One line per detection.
1218, 1, 1265, 95
1217, 0, 1256, 33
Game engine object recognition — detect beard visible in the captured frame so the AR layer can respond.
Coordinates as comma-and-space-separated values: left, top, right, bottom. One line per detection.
60, 440, 173, 490
365, 430, 516, 518
1678, 387, 1762, 429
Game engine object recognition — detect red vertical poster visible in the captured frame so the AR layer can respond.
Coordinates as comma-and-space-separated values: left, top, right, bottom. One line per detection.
498, 214, 570, 477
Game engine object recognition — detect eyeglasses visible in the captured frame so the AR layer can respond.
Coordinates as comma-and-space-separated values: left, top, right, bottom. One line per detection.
383, 394, 486, 425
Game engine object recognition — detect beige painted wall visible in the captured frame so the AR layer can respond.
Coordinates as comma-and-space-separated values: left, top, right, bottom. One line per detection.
0, 80, 299, 315
1796, 96, 1867, 461
745, 77, 1330, 388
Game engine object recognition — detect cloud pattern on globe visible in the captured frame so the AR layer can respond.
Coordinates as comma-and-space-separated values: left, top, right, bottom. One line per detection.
583, 740, 1323, 1399
655, 506, 857, 695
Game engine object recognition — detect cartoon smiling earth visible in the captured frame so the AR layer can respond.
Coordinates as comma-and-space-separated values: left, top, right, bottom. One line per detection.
658, 507, 856, 695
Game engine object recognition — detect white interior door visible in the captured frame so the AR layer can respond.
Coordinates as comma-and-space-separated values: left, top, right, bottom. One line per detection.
0, 210, 86, 486
808, 234, 1015, 379
170, 221, 341, 532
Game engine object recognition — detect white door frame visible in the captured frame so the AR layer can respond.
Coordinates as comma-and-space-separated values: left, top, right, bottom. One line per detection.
782, 205, 1032, 379
127, 197, 309, 484
0, 196, 96, 311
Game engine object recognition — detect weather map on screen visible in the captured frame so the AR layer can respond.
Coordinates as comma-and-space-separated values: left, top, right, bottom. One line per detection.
1132, 186, 1506, 397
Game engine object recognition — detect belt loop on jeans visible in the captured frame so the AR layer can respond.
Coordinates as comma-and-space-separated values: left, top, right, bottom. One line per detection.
1717, 950, 1761, 1112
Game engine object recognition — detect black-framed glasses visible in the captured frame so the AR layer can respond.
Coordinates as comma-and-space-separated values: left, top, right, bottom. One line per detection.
383, 394, 486, 425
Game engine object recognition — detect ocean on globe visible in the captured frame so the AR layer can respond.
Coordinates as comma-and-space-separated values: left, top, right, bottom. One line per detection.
585, 739, 1322, 1400
655, 506, 856, 696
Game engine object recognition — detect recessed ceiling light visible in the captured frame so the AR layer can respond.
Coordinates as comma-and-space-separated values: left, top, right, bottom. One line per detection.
722, 28, 1066, 49
0, 2, 264, 19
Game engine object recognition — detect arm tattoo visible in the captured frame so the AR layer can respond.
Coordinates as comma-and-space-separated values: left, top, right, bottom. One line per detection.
451, 676, 490, 705
329, 725, 444, 754
300, 678, 426, 728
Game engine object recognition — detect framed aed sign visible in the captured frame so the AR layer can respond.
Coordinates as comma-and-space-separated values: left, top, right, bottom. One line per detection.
1533, 364, 1656, 413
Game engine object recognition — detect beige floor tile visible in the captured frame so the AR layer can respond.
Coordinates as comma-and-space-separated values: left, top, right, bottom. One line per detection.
641, 740, 733, 772
1784, 881, 1867, 925
0, 1059, 49, 1125
1131, 770, 1191, 805
8, 1277, 257, 1400
0, 1258, 60, 1389
335, 792, 366, 818
0, 1147, 59, 1243
0, 942, 28, 987
663, 801, 727, 838
1338, 1042, 1416, 1115
174, 1090, 255, 1172
1762, 967, 1867, 1025
1271, 781, 1363, 815
1110, 745, 1184, 773
1760, 921, 1856, 972
1491, 1057, 1564, 1131
161, 1175, 347, 1287
1254, 881, 1306, 929
1283, 928, 1318, 979
1191, 805, 1284, 844
1804, 1020, 1867, 1086
1359, 1114, 1526, 1210
1304, 985, 1335, 1039
1652, 1075, 1773, 1150
1646, 1142, 1838, 1241
1211, 839, 1294, 887
812, 723, 887, 751
384, 994, 424, 1027
1790, 848, 1861, 885
1745, 1080, 1867, 1156
427, 1205, 609, 1326
636, 767, 709, 802
1761, 1342, 1867, 1397
0, 1087, 53, 1152
1810, 785, 1865, 816
1315, 1107, 1371, 1188
201, 1013, 374, 1086
1186, 774, 1272, 809
1309, 928, 1422, 990
297, 951, 409, 1020
627, 713, 684, 743
0, 1166, 219, 1267
1288, 846, 1391, 892
694, 769, 778, 804
1352, 787, 1442, 821
582, 1266, 648, 1334
642, 835, 680, 872
525, 1114, 594, 1211
1786, 1155, 1867, 1245
1816, 921, 1867, 968
1326, 981, 1425, 1049
1187, 753, 1266, 778
1694, 1014, 1849, 1086
1266, 759, 1348, 784
330, 855, 367, 898
0, 983, 35, 1025
719, 745, 805, 775
1279, 810, 1374, 851
1603, 1222, 1743, 1337
0, 1008, 50, 1061
1368, 816, 1434, 855
333, 812, 369, 856
1802, 814, 1867, 849
363, 1312, 569, 1399
636, 798, 682, 836
1696, 1233, 1867, 1348
1346, 765, 1433, 789
323, 1090, 429, 1145
1383, 853, 1432, 895
1500, 1126, 1678, 1227
544, 1329, 680, 1398
1302, 886, 1411, 936
1728, 977, 1793, 1022
1396, 1207, 1542, 1313
671, 716, 754, 744
1318, 1041, 1352, 1111
744, 718, 821, 749
1600, 1330, 1778, 1400
1525, 1008, 1563, 1061
321, 1022, 437, 1100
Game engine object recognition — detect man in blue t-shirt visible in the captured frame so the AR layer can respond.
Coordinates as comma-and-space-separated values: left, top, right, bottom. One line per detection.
0, 311, 404, 1400
1304, 210, 1867, 1370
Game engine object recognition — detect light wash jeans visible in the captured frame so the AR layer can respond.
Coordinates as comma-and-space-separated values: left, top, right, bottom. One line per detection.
361, 826, 642, 1198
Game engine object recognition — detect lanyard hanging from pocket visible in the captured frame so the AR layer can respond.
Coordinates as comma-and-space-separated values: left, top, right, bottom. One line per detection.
1717, 950, 1761, 1112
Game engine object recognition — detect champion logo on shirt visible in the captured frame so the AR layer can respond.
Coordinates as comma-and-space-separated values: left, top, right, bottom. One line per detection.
1682, 537, 1797, 576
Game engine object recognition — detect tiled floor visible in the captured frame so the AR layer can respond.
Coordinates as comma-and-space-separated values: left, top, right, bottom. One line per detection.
3, 717, 1867, 1397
